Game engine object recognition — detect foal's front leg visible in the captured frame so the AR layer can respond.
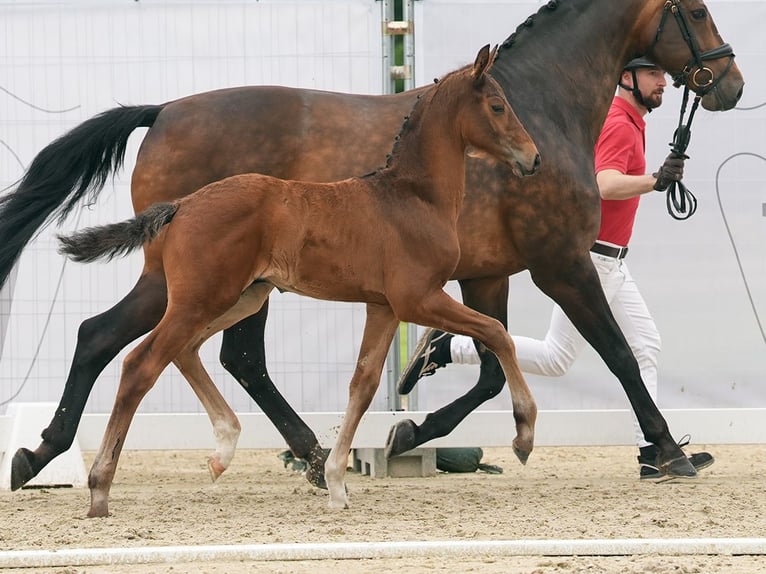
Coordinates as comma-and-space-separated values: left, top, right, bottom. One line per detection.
392, 288, 537, 462
324, 302, 399, 509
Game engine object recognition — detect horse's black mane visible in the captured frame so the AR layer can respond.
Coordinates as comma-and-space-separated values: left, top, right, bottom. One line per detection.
364, 0, 563, 176
497, 0, 561, 57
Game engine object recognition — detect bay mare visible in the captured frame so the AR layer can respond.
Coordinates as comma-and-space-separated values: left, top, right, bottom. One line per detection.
57, 46, 540, 515
1, 0, 743, 494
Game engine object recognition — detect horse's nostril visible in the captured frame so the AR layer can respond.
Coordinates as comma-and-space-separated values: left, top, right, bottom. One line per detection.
533, 154, 541, 171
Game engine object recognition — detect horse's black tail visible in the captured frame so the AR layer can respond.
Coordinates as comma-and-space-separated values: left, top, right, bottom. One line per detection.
0, 104, 165, 288
58, 202, 178, 263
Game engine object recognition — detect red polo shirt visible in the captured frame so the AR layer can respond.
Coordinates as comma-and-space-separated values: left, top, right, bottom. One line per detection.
594, 96, 646, 247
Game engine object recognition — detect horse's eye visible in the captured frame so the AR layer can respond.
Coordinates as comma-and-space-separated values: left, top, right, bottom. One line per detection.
491, 104, 505, 113
691, 8, 706, 19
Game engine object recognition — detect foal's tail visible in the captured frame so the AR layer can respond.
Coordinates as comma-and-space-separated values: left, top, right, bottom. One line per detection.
58, 202, 178, 263
0, 104, 165, 288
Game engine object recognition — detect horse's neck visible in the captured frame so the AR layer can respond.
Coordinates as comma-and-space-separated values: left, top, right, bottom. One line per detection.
383, 94, 467, 213
490, 0, 656, 146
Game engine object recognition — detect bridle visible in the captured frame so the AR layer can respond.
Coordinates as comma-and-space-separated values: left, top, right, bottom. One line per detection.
647, 0, 735, 95
644, 0, 736, 220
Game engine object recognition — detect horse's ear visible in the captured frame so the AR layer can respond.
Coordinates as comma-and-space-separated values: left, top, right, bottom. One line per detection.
488, 44, 499, 69
472, 44, 492, 84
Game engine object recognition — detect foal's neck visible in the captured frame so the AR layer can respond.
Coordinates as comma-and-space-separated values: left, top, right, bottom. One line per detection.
382, 83, 469, 212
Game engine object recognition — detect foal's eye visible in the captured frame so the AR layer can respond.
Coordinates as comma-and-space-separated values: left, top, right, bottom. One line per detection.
491, 103, 505, 113
691, 8, 707, 19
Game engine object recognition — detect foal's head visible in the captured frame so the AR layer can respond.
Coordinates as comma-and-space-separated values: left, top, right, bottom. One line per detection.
443, 44, 540, 178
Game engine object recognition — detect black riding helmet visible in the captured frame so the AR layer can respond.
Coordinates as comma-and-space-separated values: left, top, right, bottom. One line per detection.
623, 57, 659, 71
619, 57, 662, 111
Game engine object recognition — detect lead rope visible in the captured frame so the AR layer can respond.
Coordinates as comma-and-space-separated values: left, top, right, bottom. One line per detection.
663, 85, 700, 220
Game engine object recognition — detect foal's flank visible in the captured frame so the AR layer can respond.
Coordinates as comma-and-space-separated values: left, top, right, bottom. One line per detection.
58, 45, 539, 514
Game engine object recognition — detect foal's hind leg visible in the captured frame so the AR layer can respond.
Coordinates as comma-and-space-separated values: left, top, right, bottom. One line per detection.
324, 302, 399, 509
220, 299, 328, 489
10, 272, 167, 490
88, 307, 218, 518
387, 281, 537, 462
173, 349, 241, 482
171, 282, 275, 482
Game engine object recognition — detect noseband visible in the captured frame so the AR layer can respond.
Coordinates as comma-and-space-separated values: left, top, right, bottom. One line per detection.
644, 0, 737, 220
649, 0, 735, 94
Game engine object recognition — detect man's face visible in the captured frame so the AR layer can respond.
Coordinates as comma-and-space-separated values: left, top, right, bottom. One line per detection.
625, 67, 668, 109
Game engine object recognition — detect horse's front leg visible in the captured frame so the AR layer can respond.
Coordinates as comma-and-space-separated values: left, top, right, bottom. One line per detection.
11, 272, 167, 491
220, 298, 327, 489
531, 257, 695, 478
325, 303, 399, 509
387, 282, 536, 463
386, 277, 516, 457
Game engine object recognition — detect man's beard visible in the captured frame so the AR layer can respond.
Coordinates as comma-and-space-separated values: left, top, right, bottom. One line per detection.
643, 91, 664, 109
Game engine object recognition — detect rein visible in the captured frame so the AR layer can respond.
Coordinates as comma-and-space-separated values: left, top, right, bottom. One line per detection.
647, 0, 736, 220
664, 85, 699, 220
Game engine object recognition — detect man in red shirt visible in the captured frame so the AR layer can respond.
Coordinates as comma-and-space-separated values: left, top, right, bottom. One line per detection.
398, 58, 713, 480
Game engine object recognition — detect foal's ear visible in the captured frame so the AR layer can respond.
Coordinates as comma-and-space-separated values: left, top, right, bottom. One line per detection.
471, 44, 496, 85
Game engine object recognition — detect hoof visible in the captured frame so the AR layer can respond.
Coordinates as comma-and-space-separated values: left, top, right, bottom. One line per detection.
208, 457, 226, 482
512, 440, 531, 465
305, 446, 329, 490
306, 463, 328, 490
384, 419, 417, 458
87, 492, 110, 518
86, 507, 109, 519
661, 455, 697, 479
11, 448, 36, 491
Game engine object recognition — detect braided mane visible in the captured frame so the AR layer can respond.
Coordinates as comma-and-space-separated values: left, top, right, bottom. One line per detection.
497, 0, 561, 56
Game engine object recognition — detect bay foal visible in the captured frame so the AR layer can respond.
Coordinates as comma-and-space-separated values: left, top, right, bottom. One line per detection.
59, 45, 540, 515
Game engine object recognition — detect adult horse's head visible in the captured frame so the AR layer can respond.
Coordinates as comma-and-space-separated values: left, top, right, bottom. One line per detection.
641, 0, 744, 110
436, 44, 540, 178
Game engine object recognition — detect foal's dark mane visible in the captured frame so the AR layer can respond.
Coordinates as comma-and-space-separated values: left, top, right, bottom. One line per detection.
381, 66, 472, 172
355, 62, 475, 178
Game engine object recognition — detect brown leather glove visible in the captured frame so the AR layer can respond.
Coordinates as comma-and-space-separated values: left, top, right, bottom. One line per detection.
652, 152, 686, 191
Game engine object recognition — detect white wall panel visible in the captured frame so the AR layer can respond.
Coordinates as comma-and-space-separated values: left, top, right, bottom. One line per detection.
412, 0, 766, 413
0, 1, 386, 415
1, 0, 764, 427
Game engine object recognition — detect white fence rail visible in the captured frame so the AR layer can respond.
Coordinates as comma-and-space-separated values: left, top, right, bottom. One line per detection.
2, 408, 766, 454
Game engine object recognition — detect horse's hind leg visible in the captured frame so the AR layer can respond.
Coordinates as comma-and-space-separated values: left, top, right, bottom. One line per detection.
220, 298, 327, 489
10, 271, 167, 490
386, 277, 532, 458
325, 302, 399, 509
